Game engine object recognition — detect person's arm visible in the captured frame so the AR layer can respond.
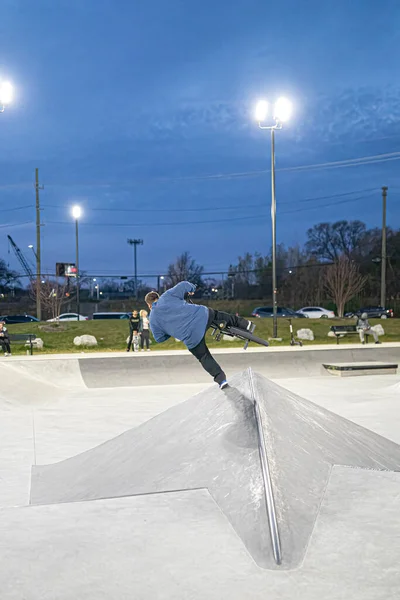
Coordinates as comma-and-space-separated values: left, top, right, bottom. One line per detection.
150, 322, 170, 343
163, 281, 196, 300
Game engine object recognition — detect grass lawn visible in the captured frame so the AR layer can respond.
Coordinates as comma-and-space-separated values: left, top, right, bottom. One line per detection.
5, 317, 400, 355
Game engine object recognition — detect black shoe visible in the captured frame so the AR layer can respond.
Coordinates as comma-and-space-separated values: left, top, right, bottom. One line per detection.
126, 348, 130, 352
375, 341, 382, 345
237, 317, 250, 330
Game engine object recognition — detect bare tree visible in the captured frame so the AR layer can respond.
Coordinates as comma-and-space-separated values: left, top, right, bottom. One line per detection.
30, 278, 70, 320
306, 220, 367, 262
281, 259, 327, 307
324, 256, 367, 317
166, 252, 204, 287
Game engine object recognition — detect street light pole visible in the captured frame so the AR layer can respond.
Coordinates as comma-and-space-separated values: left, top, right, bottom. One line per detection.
72, 206, 82, 321
75, 218, 80, 320
270, 127, 278, 338
255, 97, 292, 339
381, 186, 388, 308
127, 239, 143, 300
35, 168, 43, 321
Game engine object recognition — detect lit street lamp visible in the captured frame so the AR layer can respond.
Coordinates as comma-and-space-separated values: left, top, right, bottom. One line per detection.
255, 96, 292, 338
28, 244, 38, 261
0, 81, 13, 113
71, 205, 82, 320
157, 275, 165, 294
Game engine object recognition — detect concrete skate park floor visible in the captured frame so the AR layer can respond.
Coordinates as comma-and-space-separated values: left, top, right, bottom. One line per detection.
1, 346, 400, 599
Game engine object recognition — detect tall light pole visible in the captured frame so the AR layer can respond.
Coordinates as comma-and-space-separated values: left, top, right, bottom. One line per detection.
255, 97, 292, 339
127, 238, 143, 300
0, 81, 12, 113
72, 206, 82, 320
381, 186, 388, 308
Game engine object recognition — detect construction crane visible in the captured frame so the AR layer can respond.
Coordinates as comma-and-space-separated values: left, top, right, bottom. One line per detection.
7, 235, 35, 283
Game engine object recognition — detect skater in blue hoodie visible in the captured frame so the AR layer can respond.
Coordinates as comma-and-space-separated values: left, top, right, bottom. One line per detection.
145, 281, 252, 389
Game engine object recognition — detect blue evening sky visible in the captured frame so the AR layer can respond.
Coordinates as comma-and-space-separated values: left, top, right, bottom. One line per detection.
1, 0, 400, 284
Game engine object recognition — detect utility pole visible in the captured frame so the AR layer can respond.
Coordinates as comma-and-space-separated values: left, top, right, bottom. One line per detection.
381, 186, 388, 308
270, 128, 278, 338
127, 239, 143, 300
35, 169, 43, 320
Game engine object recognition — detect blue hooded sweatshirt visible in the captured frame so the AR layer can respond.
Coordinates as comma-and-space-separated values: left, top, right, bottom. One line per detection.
149, 281, 209, 349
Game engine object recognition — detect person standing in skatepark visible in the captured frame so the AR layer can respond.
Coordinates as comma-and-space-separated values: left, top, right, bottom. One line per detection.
139, 309, 151, 351
0, 321, 11, 356
145, 281, 253, 389
127, 310, 141, 352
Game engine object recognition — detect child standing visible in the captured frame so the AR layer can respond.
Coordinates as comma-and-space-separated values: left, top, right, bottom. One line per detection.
140, 309, 151, 351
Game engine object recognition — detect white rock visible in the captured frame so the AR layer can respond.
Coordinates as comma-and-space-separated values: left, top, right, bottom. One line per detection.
25, 337, 44, 350
297, 328, 314, 341
223, 334, 236, 341
74, 335, 97, 347
327, 331, 337, 338
372, 324, 385, 336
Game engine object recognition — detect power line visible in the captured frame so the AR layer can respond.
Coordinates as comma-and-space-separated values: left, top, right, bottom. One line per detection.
281, 191, 377, 215
41, 187, 378, 213
0, 204, 34, 212
1, 152, 399, 192
0, 221, 34, 229
4, 188, 379, 230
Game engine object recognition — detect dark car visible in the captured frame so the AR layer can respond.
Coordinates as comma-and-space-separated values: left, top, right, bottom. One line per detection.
0, 314, 39, 324
251, 306, 307, 318
345, 306, 394, 319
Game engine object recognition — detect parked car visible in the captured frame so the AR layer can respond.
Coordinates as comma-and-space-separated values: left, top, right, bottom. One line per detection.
0, 314, 39, 324
92, 312, 129, 320
251, 307, 307, 318
345, 306, 394, 319
47, 313, 88, 322
297, 306, 335, 319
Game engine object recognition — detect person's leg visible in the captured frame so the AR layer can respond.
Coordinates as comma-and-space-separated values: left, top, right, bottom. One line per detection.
210, 309, 250, 332
127, 330, 133, 351
189, 337, 227, 385
145, 330, 150, 349
369, 328, 380, 343
140, 332, 144, 350
5, 341, 11, 354
359, 329, 365, 343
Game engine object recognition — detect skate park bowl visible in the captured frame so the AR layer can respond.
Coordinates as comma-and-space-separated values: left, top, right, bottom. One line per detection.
1, 346, 400, 598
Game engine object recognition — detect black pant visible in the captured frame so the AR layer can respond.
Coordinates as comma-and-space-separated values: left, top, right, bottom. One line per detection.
189, 309, 248, 384
140, 329, 150, 349
0, 339, 11, 354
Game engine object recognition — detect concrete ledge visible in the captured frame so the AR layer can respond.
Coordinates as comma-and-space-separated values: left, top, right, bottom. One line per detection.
323, 362, 398, 377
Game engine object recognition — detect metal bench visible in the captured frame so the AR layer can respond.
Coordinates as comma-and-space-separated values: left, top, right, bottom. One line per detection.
330, 325, 373, 345
9, 333, 37, 355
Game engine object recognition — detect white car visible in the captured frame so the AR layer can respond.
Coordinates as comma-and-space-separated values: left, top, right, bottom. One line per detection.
47, 313, 88, 322
297, 307, 335, 319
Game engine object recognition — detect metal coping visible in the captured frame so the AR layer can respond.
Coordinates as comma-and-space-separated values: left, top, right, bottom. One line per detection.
248, 367, 282, 565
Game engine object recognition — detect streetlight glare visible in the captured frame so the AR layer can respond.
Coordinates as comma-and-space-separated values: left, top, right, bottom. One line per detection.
255, 100, 268, 122
0, 81, 13, 106
72, 205, 82, 220
274, 97, 292, 123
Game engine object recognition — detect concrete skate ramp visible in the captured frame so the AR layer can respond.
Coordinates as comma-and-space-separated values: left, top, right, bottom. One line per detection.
0, 363, 59, 407
31, 370, 400, 570
78, 346, 400, 387
2, 357, 85, 389
5, 470, 400, 599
